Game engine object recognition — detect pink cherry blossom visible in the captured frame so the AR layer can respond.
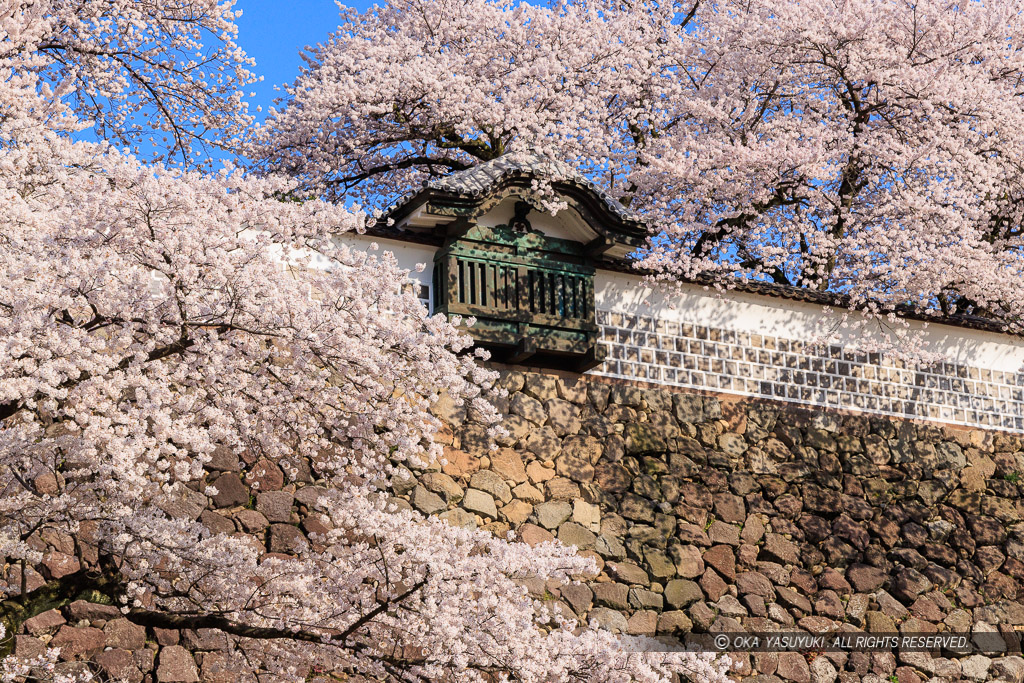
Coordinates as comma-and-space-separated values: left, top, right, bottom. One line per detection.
258, 0, 1024, 350
0, 1, 730, 681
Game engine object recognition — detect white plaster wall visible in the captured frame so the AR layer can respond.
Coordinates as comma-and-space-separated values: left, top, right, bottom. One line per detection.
334, 234, 437, 288
340, 231, 1024, 374
595, 270, 1024, 374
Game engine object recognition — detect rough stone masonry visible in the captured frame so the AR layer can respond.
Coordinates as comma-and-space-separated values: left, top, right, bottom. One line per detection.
8, 368, 1024, 683
416, 370, 1024, 683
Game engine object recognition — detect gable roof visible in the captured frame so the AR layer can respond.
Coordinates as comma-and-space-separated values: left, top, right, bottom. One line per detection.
424, 151, 642, 222
381, 151, 648, 252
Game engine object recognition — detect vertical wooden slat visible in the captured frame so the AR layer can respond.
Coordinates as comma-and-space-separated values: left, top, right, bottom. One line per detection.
439, 263, 445, 311
574, 276, 581, 318
454, 257, 464, 306
536, 270, 544, 314
586, 276, 594, 318
505, 266, 512, 310
487, 263, 495, 308
565, 275, 573, 318
549, 272, 557, 316
497, 266, 504, 309
579, 277, 585, 318
481, 262, 489, 307
477, 262, 484, 307
556, 273, 564, 319
514, 266, 521, 312
520, 266, 532, 313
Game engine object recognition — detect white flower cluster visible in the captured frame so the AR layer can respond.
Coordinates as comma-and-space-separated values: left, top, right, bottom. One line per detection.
0, 1, 729, 680
258, 0, 1024, 354
0, 624, 93, 683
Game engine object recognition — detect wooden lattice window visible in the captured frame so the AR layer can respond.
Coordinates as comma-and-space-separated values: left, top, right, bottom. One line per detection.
432, 223, 605, 371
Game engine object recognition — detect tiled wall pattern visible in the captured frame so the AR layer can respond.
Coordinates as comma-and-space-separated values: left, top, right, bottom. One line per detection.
590, 309, 1024, 433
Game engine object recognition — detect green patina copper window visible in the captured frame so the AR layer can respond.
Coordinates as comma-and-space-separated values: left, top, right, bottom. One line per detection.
432, 220, 605, 371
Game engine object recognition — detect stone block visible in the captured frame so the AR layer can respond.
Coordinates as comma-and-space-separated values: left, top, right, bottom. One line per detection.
624, 423, 668, 455
523, 373, 559, 401
593, 462, 631, 493
490, 448, 528, 483
500, 500, 533, 525
255, 490, 294, 523
777, 651, 811, 683
847, 563, 888, 593
95, 649, 143, 683
593, 582, 629, 610
560, 583, 593, 614
517, 523, 555, 546
210, 472, 248, 508
439, 508, 477, 529
526, 461, 556, 485
234, 509, 269, 532
268, 523, 307, 554
628, 587, 664, 610
606, 561, 649, 586
200, 510, 235, 535
411, 485, 446, 515
626, 610, 657, 636
524, 426, 561, 457
644, 547, 676, 579
619, 493, 655, 523
511, 392, 546, 425
462, 489, 498, 519
545, 477, 580, 500
556, 439, 599, 482
558, 521, 597, 550
665, 579, 703, 609
673, 394, 704, 424
535, 501, 572, 529
469, 470, 511, 503
546, 398, 582, 436
24, 609, 66, 635
157, 645, 200, 682
247, 458, 284, 492
674, 543, 705, 578
589, 607, 628, 633
104, 618, 146, 650
50, 625, 105, 661
441, 448, 481, 477
41, 551, 80, 580
571, 499, 601, 531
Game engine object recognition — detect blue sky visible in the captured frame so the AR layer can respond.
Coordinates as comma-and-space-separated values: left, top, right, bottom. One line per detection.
235, 0, 373, 122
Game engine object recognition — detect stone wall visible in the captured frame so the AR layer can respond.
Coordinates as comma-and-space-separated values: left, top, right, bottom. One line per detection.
8, 368, 1024, 683
414, 369, 1024, 683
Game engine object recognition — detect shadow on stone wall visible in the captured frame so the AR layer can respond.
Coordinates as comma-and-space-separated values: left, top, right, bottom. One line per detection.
410, 370, 1024, 683
8, 369, 1024, 683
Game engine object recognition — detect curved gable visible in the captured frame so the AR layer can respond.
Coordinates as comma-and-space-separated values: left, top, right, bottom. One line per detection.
383, 152, 648, 260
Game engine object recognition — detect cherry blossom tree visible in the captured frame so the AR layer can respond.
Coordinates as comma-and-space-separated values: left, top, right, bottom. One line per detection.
0, 1, 730, 681
22, 0, 257, 164
252, 0, 663, 207
257, 0, 1024, 341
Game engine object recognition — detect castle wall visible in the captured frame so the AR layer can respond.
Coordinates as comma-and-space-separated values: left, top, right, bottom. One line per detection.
10, 370, 1024, 682
342, 233, 1024, 434
415, 370, 1024, 682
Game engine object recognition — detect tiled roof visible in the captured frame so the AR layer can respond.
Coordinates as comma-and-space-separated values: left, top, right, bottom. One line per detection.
413, 150, 643, 223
